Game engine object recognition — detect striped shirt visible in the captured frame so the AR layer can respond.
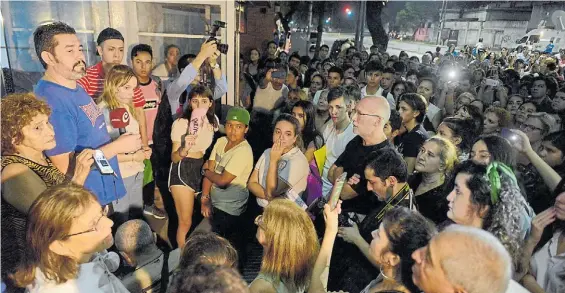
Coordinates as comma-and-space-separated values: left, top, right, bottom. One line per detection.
77, 62, 146, 108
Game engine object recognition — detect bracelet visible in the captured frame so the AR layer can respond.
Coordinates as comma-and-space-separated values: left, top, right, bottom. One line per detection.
202, 194, 210, 200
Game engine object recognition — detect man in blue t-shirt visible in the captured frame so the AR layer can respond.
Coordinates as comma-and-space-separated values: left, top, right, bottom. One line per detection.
545, 40, 555, 54
32, 22, 141, 206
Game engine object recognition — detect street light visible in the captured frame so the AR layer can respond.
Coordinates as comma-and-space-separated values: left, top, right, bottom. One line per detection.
326, 17, 331, 24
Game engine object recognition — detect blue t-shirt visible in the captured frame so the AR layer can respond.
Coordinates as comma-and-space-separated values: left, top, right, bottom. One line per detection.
35, 80, 126, 205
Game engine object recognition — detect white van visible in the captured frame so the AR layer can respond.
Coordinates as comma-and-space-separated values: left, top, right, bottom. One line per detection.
515, 28, 565, 53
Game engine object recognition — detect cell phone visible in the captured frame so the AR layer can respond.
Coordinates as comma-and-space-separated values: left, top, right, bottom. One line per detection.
501, 128, 522, 145
93, 150, 114, 175
485, 78, 499, 87
328, 172, 347, 210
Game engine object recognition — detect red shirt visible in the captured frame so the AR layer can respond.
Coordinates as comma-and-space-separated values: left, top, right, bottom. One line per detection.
77, 62, 145, 108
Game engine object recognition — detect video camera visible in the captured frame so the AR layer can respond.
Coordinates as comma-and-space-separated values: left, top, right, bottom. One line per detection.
208, 20, 228, 54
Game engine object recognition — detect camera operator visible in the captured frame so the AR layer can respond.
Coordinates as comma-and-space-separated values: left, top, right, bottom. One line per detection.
167, 40, 226, 118
252, 64, 289, 113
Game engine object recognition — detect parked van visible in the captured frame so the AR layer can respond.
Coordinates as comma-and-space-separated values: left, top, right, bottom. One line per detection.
515, 29, 565, 53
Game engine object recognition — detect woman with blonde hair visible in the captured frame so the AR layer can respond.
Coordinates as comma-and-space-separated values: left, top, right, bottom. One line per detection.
11, 184, 128, 292
250, 199, 319, 293
98, 64, 151, 222
409, 136, 458, 224
1, 93, 93, 281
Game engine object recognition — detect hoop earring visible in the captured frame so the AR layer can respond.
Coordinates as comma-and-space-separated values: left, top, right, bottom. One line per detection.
379, 264, 393, 280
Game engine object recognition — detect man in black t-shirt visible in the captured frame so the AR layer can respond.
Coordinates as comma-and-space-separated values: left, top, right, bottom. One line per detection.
327, 96, 392, 214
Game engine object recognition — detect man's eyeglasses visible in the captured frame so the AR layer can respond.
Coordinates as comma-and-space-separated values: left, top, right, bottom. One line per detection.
351, 109, 383, 119
520, 123, 544, 132
63, 207, 108, 238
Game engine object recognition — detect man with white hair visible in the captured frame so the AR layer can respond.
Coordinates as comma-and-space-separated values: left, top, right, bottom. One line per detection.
411, 225, 529, 293
327, 96, 392, 215
115, 220, 180, 293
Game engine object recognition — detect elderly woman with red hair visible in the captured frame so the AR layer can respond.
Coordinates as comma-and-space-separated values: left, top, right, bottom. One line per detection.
1, 93, 93, 281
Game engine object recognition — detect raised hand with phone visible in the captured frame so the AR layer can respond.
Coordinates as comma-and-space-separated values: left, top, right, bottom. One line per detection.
509, 128, 563, 193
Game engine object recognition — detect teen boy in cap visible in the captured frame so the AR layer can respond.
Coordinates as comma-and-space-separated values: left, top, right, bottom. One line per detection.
200, 107, 254, 241
77, 27, 149, 146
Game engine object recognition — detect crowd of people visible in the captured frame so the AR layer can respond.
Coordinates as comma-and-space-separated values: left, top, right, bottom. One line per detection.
1, 19, 565, 293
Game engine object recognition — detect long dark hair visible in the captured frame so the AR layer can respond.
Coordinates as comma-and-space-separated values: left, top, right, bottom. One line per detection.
292, 100, 324, 149
179, 85, 218, 129
460, 104, 484, 135
447, 161, 523, 267
473, 135, 517, 169
441, 117, 478, 152
381, 207, 437, 293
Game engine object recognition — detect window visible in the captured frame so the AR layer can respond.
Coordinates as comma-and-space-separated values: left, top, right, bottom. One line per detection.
136, 2, 221, 65
1, 1, 106, 94
529, 35, 540, 43
518, 36, 528, 43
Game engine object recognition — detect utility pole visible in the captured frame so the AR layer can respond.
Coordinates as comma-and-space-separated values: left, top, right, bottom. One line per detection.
306, 1, 313, 54
354, 1, 363, 49
436, 0, 447, 45
359, 1, 366, 49
315, 2, 324, 59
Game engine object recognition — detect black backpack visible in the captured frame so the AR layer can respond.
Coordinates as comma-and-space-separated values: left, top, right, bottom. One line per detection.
152, 89, 174, 183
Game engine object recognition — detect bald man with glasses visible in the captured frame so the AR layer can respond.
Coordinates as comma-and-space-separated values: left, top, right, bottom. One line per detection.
327, 96, 392, 215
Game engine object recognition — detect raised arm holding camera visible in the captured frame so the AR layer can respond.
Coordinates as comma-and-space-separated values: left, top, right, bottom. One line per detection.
167, 37, 228, 116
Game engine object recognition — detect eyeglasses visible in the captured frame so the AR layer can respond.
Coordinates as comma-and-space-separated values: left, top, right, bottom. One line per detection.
64, 207, 108, 238
520, 123, 544, 132
351, 109, 383, 119
254, 215, 265, 229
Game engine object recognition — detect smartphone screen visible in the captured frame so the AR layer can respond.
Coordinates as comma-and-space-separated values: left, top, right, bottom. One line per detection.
501, 128, 522, 145
329, 172, 347, 210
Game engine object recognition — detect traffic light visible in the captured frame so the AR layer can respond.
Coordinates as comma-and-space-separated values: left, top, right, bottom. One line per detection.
345, 7, 352, 16
326, 17, 331, 23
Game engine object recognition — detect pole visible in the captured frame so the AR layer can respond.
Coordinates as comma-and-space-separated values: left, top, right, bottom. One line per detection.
354, 1, 362, 49
436, 0, 446, 45
359, 1, 366, 49
315, 2, 324, 59
306, 1, 313, 54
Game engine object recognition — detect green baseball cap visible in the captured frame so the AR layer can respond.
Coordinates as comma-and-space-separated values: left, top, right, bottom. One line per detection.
226, 107, 250, 126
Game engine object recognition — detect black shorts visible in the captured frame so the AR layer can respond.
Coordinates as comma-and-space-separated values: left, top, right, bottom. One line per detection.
168, 157, 204, 193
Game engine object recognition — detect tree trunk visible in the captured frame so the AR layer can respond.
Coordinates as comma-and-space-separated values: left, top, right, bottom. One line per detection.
366, 1, 388, 52
314, 2, 324, 59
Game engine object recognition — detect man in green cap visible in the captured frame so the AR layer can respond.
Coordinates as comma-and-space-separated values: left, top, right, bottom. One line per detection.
200, 107, 253, 244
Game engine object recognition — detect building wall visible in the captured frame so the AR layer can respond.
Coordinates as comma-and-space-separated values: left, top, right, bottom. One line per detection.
239, 4, 276, 59
443, 20, 528, 48
441, 5, 532, 48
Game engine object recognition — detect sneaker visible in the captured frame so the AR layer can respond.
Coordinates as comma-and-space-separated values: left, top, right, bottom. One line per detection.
143, 204, 166, 219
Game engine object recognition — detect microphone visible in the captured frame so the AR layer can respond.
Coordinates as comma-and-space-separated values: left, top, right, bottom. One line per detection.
109, 108, 130, 135
188, 107, 208, 135
181, 107, 207, 151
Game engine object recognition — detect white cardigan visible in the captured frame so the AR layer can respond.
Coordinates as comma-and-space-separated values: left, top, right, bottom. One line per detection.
26, 252, 129, 293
